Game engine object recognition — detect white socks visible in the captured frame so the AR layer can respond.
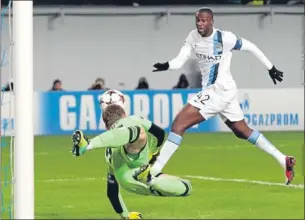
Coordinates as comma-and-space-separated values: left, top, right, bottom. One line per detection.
151, 132, 182, 176
248, 130, 286, 167
151, 130, 285, 176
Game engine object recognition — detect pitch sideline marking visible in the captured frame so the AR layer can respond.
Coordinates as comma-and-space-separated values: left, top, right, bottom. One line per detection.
185, 175, 304, 189
29, 175, 304, 189
38, 177, 104, 183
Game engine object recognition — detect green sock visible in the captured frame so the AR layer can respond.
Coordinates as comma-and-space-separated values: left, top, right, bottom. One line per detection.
150, 175, 192, 197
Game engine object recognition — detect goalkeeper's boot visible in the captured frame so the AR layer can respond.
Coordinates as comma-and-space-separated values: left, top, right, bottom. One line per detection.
72, 130, 89, 156
72, 130, 89, 147
133, 164, 152, 184
285, 156, 296, 185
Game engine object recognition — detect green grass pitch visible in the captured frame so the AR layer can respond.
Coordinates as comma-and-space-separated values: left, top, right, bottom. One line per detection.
1, 131, 304, 219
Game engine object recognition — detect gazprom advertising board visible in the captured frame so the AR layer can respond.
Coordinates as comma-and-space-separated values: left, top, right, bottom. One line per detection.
1, 88, 303, 136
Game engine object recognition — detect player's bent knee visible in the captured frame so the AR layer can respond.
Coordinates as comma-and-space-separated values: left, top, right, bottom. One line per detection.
171, 104, 205, 135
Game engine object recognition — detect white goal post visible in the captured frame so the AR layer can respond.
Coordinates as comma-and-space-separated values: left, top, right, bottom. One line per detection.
13, 1, 34, 219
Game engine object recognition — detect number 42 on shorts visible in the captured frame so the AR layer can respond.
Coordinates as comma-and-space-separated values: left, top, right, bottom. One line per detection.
194, 92, 210, 105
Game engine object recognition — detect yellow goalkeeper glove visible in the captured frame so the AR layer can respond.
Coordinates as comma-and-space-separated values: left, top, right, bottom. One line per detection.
72, 130, 89, 156
148, 149, 160, 165
127, 212, 143, 219
133, 164, 152, 184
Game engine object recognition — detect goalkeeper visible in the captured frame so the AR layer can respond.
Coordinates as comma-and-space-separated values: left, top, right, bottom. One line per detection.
72, 104, 192, 219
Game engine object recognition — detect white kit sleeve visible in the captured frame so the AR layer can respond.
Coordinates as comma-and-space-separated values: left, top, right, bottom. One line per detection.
240, 38, 273, 70
168, 32, 193, 70
223, 30, 273, 70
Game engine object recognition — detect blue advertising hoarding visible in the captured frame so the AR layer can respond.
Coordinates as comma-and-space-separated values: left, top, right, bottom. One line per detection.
1, 88, 302, 136
38, 90, 220, 135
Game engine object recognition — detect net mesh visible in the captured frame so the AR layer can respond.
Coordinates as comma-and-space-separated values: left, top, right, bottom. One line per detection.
0, 1, 14, 219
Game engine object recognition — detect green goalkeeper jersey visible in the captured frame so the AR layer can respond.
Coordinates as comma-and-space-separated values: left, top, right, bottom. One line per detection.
103, 115, 160, 175
78, 113, 191, 219
82, 114, 185, 218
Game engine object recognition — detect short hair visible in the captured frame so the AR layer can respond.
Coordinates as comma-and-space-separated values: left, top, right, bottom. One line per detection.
53, 79, 61, 85
197, 7, 214, 19
102, 104, 126, 129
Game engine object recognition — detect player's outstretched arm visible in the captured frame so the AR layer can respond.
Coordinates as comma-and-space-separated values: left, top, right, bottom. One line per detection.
238, 38, 273, 70
107, 173, 143, 219
89, 125, 146, 149
153, 35, 192, 72
72, 126, 146, 156
107, 173, 129, 218
132, 115, 165, 147
238, 38, 283, 84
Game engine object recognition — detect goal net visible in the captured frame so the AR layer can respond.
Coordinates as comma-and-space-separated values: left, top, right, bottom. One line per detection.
1, 1, 14, 219
1, 1, 34, 219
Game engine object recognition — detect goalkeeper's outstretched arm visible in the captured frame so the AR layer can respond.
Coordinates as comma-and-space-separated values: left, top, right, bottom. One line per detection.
132, 115, 165, 147
87, 125, 146, 150
107, 166, 147, 219
72, 125, 147, 156
107, 173, 130, 219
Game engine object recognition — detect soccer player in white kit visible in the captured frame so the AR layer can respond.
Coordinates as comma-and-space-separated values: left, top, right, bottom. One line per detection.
148, 8, 296, 185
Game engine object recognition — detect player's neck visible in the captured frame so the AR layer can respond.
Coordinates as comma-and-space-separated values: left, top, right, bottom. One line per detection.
199, 28, 214, 38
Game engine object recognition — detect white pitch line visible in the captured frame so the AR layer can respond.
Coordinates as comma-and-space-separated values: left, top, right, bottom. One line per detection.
0, 177, 104, 184
185, 175, 304, 189
37, 177, 104, 183
3, 175, 303, 189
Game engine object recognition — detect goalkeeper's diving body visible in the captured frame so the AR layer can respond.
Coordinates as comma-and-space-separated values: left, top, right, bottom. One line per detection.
72, 104, 191, 219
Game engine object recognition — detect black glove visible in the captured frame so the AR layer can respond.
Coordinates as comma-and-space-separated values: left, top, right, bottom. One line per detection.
268, 66, 283, 85
153, 62, 169, 72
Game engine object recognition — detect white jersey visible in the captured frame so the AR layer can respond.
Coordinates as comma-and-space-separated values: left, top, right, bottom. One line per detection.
168, 28, 272, 91
187, 28, 241, 90
167, 27, 274, 122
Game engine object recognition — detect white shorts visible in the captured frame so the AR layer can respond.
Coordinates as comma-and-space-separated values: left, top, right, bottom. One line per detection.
188, 85, 244, 122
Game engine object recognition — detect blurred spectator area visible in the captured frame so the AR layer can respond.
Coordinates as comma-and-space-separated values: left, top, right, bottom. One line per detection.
0, 0, 299, 5
50, 79, 64, 91
1, 0, 302, 91
88, 78, 109, 90
136, 77, 149, 89
173, 74, 189, 89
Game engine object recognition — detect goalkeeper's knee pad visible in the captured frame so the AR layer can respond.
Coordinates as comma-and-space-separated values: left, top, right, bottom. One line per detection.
180, 179, 192, 196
